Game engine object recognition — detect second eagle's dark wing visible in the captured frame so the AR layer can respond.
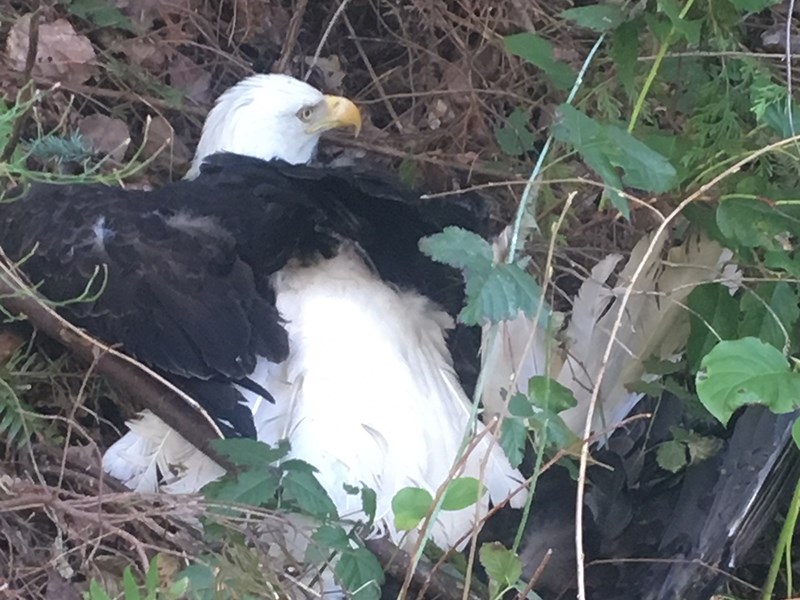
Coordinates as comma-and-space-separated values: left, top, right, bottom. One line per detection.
0, 180, 289, 437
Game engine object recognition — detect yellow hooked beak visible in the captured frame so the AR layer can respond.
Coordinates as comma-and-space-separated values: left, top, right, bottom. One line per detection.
306, 95, 362, 137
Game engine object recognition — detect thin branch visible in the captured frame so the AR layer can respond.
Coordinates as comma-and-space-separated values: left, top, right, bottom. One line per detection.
275, 0, 309, 74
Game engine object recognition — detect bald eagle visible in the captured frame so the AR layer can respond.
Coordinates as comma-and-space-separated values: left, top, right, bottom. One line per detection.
0, 74, 526, 550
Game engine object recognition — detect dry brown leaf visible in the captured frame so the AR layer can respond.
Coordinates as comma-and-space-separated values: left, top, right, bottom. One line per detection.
77, 115, 131, 161
167, 54, 212, 105
114, 38, 170, 71
303, 56, 346, 92
6, 14, 97, 85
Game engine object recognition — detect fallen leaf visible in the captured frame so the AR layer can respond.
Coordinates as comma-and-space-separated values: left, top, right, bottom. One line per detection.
303, 55, 346, 92
114, 38, 170, 70
77, 114, 131, 161
6, 14, 97, 85
168, 54, 212, 105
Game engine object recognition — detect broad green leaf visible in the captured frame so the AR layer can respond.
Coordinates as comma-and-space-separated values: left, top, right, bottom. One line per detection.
655, 439, 687, 473
687, 283, 740, 372
528, 376, 577, 412
500, 416, 527, 468
88, 580, 114, 600
551, 105, 677, 217
739, 282, 800, 350
479, 542, 522, 587
504, 33, 577, 90
211, 438, 290, 469
282, 469, 338, 519
696, 337, 800, 424
442, 477, 482, 511
419, 226, 493, 270
716, 198, 800, 250
145, 555, 159, 593
496, 107, 537, 156
765, 249, 800, 277
203, 469, 279, 506
760, 102, 800, 137
336, 548, 384, 600
167, 578, 189, 598
728, 0, 781, 11
392, 487, 433, 531
561, 5, 626, 31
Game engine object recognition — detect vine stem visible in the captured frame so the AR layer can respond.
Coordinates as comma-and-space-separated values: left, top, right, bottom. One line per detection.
761, 467, 800, 600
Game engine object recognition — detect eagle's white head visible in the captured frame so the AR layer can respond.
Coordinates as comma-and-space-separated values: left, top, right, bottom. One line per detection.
187, 74, 362, 178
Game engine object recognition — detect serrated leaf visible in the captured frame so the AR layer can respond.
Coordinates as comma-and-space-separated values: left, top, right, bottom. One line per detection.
479, 542, 522, 586
203, 469, 279, 506
500, 416, 527, 468
528, 376, 577, 412
561, 5, 626, 31
504, 33, 577, 90
392, 487, 433, 531
442, 477, 482, 511
282, 469, 338, 519
687, 283, 740, 372
696, 337, 800, 424
336, 547, 384, 600
419, 226, 493, 270
551, 105, 677, 218
739, 282, 800, 349
460, 262, 545, 325
496, 108, 537, 156
656, 440, 688, 473
210, 438, 290, 469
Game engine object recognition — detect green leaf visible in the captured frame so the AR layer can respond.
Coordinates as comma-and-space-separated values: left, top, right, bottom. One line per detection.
561, 5, 626, 31
696, 337, 800, 424
62, 0, 136, 31
656, 440, 688, 473
508, 393, 535, 418
500, 416, 527, 468
441, 477, 482, 511
312, 524, 352, 552
739, 283, 800, 349
122, 566, 140, 600
504, 33, 577, 90
658, 0, 701, 44
716, 198, 800, 250
202, 469, 280, 506
210, 438, 290, 469
145, 555, 159, 593
728, 0, 781, 11
419, 227, 493, 270
282, 469, 338, 519
167, 578, 189, 599
392, 487, 433, 531
551, 105, 678, 217
496, 108, 537, 156
479, 542, 522, 587
361, 486, 377, 523
528, 376, 577, 412
420, 227, 548, 325
459, 262, 546, 325
672, 427, 724, 464
687, 283, 740, 372
336, 547, 384, 600
87, 580, 114, 600
611, 20, 640, 97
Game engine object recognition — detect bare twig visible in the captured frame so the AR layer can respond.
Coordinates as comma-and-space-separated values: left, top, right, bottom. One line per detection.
276, 0, 309, 74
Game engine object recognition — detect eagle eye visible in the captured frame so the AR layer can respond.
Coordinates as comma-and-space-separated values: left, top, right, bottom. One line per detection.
297, 106, 314, 122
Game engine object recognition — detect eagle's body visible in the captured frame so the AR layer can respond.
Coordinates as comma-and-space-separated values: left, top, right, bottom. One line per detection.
1, 74, 525, 553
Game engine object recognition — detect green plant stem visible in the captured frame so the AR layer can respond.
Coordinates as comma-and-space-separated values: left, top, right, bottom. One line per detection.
506, 34, 605, 263
627, 0, 697, 133
762, 471, 800, 600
